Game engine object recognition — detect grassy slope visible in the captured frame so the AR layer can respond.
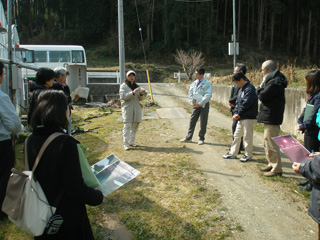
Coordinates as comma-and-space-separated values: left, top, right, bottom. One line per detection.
1, 98, 235, 239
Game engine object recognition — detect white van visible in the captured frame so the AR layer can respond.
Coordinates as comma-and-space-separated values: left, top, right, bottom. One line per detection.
19, 45, 86, 76
19, 45, 88, 92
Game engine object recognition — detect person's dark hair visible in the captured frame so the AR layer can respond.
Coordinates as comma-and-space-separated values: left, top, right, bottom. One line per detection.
35, 68, 55, 86
196, 68, 205, 75
232, 72, 246, 82
30, 90, 68, 129
0, 62, 4, 75
305, 70, 320, 95
236, 63, 247, 75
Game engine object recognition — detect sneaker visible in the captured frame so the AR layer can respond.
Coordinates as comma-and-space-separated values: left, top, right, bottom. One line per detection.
124, 145, 130, 150
198, 140, 204, 145
240, 155, 251, 162
129, 143, 137, 147
223, 152, 237, 159
180, 138, 191, 143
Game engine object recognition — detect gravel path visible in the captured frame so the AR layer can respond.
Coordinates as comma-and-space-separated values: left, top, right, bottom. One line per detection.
143, 82, 317, 240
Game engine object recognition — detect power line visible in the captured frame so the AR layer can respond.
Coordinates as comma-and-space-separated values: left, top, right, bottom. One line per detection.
175, 0, 212, 2
134, 0, 147, 65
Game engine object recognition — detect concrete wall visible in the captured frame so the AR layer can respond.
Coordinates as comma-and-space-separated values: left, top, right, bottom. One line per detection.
211, 85, 308, 138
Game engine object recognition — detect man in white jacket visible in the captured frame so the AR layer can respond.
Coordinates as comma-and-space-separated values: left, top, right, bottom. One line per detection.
180, 68, 212, 145
0, 62, 22, 220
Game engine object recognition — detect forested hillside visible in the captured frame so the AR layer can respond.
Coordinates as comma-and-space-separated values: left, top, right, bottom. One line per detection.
2, 0, 320, 66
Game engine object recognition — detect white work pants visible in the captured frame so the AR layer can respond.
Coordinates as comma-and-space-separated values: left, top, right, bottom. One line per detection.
123, 122, 140, 147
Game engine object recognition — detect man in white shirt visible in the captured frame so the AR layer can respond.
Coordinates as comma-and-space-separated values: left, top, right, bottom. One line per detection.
180, 68, 213, 145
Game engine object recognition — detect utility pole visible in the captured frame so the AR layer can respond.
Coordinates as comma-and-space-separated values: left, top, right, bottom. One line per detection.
232, 0, 236, 70
118, 0, 125, 83
7, 0, 13, 101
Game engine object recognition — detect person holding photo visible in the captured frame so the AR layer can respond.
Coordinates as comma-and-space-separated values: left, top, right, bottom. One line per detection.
27, 90, 103, 239
292, 154, 320, 239
119, 70, 146, 150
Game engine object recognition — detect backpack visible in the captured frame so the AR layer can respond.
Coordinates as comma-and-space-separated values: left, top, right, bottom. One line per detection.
1, 132, 64, 236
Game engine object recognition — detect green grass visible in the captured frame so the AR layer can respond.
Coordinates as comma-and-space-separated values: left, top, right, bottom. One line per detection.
3, 97, 237, 239
74, 102, 236, 239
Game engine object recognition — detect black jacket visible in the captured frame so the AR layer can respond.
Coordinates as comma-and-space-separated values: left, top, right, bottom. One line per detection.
256, 70, 287, 125
300, 155, 320, 224
28, 82, 47, 125
27, 127, 103, 240
229, 84, 240, 114
297, 91, 320, 136
52, 81, 72, 104
233, 81, 258, 120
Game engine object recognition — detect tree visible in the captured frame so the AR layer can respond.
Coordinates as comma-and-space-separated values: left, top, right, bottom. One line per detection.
4, 0, 320, 64
174, 49, 205, 81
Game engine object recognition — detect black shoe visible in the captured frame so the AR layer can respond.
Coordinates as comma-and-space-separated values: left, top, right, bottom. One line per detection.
298, 179, 310, 186
0, 212, 7, 221
300, 183, 313, 191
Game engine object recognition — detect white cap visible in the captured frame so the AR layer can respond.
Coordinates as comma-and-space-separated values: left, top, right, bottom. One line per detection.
126, 70, 136, 78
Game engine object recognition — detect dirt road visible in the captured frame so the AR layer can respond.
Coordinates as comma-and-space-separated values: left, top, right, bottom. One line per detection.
141, 82, 317, 240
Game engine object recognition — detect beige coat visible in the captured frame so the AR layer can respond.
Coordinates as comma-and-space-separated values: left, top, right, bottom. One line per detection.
119, 83, 145, 123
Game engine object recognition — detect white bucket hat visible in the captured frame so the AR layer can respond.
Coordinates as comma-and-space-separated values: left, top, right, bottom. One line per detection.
126, 70, 136, 78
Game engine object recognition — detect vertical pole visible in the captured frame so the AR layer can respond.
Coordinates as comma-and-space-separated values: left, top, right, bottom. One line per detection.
232, 0, 236, 70
7, 0, 13, 101
146, 69, 154, 103
118, 0, 125, 83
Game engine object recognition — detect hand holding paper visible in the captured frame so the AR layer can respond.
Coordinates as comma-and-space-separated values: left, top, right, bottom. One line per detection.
272, 135, 312, 163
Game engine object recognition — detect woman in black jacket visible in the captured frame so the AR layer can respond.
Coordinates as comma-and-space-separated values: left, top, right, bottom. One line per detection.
297, 70, 320, 190
298, 70, 320, 153
28, 68, 55, 126
27, 90, 103, 240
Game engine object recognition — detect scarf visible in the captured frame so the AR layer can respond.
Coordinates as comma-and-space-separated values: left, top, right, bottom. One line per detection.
125, 80, 139, 91
260, 69, 278, 88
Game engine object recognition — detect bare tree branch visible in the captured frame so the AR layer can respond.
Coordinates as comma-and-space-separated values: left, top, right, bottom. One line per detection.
174, 49, 205, 81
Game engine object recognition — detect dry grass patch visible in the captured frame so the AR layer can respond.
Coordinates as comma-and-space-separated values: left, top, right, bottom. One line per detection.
2, 101, 233, 240
75, 105, 233, 239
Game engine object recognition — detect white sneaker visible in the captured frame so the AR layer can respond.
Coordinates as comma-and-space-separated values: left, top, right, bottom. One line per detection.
124, 145, 130, 150
180, 138, 191, 143
198, 140, 204, 145
129, 143, 137, 147
223, 152, 237, 159
240, 155, 251, 162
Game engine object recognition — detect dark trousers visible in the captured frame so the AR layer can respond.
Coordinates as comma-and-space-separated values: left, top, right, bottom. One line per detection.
304, 133, 320, 152
186, 103, 209, 141
0, 139, 14, 219
301, 133, 320, 188
232, 119, 244, 150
